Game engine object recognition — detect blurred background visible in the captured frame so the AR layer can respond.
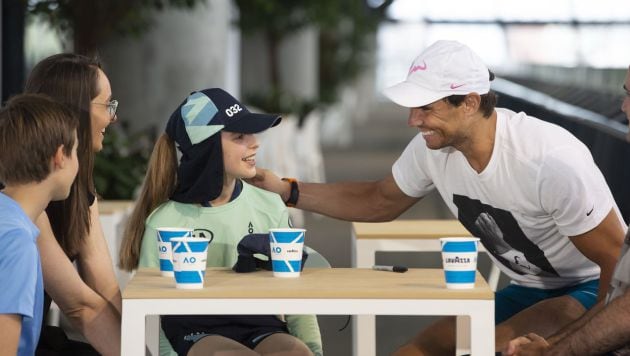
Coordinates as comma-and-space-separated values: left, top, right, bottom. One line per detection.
2, 0, 630, 355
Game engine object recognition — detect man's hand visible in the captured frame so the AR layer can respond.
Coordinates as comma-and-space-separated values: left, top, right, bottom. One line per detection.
246, 167, 291, 202
503, 333, 549, 356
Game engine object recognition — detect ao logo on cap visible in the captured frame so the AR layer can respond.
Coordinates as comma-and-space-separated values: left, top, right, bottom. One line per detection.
225, 104, 242, 117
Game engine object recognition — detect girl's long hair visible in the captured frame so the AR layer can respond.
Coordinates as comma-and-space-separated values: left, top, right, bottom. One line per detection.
119, 133, 177, 271
24, 53, 100, 257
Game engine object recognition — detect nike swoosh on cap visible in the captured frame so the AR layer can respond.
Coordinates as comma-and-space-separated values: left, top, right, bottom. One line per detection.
450, 83, 465, 89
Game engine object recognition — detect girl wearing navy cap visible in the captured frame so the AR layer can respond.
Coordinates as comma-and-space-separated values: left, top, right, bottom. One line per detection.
120, 88, 321, 356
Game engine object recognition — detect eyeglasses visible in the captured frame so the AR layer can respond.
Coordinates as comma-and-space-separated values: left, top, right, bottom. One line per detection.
92, 99, 118, 118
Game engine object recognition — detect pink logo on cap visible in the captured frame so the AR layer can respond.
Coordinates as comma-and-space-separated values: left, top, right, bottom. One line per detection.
408, 60, 427, 75
450, 83, 465, 89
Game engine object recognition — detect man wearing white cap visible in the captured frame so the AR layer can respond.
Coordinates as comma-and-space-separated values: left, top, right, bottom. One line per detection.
250, 40, 626, 354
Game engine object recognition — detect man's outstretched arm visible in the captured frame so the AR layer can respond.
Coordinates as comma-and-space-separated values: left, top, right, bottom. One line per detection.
249, 168, 420, 222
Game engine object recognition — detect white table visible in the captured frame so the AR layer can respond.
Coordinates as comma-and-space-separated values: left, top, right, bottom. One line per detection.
121, 268, 495, 356
351, 219, 501, 356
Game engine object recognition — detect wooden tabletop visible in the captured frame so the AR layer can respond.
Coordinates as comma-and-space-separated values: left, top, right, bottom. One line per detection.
123, 268, 493, 300
352, 220, 471, 240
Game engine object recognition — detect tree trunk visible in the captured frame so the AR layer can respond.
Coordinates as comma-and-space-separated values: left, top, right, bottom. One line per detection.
2, 0, 25, 101
69, 0, 101, 55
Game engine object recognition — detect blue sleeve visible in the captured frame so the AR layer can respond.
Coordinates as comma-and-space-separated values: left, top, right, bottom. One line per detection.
0, 229, 37, 317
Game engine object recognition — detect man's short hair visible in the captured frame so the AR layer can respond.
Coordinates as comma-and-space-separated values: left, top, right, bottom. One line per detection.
0, 94, 78, 185
444, 90, 498, 118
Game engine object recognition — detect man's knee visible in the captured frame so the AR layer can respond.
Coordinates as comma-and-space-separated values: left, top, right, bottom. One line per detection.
532, 295, 586, 325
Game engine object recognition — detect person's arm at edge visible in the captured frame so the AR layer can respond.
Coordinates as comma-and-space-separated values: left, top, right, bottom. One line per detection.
544, 289, 630, 355
37, 212, 121, 356
0, 314, 20, 356
503, 300, 607, 354
250, 168, 420, 222
544, 299, 605, 345
506, 208, 627, 354
568, 208, 625, 301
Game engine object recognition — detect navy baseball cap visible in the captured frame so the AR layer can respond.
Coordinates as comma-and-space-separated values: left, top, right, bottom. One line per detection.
167, 88, 281, 150
232, 233, 309, 273
165, 88, 281, 204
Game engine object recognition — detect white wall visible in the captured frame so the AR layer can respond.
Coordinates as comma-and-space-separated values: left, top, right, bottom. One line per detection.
101, 0, 240, 133
240, 26, 319, 103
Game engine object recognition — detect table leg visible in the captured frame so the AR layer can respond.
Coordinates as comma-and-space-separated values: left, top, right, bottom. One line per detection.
352, 237, 377, 356
146, 315, 160, 355
353, 315, 376, 356
469, 301, 495, 355
121, 300, 145, 355
455, 315, 471, 355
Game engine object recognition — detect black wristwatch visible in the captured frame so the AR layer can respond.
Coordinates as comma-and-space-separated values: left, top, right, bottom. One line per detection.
281, 178, 299, 207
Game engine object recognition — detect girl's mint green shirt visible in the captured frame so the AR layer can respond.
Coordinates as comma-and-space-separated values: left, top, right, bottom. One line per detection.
139, 182, 323, 356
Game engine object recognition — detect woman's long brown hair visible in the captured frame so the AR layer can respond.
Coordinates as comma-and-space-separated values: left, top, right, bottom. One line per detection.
119, 133, 177, 271
24, 53, 100, 257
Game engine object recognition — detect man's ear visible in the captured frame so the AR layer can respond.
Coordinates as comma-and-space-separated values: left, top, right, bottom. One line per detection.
52, 145, 66, 169
463, 93, 481, 115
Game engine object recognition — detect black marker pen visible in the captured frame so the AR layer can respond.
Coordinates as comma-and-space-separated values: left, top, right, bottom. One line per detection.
372, 265, 408, 273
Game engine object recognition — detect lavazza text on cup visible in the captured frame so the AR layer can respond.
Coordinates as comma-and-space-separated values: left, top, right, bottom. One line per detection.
439, 237, 480, 289
170, 237, 211, 289
156, 227, 193, 277
268, 228, 305, 278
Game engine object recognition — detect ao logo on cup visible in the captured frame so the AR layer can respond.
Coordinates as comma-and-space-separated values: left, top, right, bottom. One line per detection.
170, 237, 211, 289
156, 227, 193, 277
269, 228, 305, 278
440, 237, 480, 289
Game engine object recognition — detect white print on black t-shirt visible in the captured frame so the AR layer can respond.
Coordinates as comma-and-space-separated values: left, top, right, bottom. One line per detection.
454, 194, 557, 277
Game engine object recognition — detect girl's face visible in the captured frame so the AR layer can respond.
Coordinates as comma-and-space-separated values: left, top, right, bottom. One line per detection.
90, 68, 116, 152
221, 131, 259, 180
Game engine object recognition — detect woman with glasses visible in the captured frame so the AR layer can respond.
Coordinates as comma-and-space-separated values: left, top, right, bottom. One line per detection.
23, 53, 121, 355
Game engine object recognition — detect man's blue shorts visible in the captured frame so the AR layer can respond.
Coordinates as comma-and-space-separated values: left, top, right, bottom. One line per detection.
495, 279, 599, 324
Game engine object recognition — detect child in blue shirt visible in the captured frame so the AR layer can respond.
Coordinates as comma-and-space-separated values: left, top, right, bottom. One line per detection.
0, 94, 79, 355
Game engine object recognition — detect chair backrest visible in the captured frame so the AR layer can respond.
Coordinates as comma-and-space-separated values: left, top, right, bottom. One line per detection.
303, 246, 331, 268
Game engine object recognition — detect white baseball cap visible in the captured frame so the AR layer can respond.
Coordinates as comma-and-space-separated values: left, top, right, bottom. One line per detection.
383, 40, 491, 108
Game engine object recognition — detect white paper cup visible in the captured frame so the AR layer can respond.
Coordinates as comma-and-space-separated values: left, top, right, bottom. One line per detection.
156, 227, 193, 277
268, 228, 305, 278
440, 237, 480, 289
170, 237, 210, 289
